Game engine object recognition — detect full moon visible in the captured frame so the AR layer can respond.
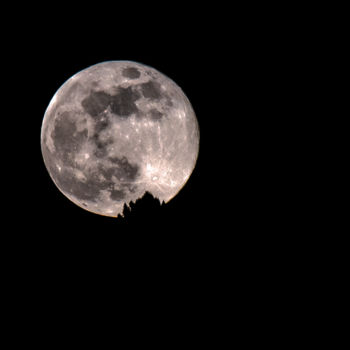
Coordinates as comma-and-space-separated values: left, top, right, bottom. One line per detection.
41, 61, 199, 217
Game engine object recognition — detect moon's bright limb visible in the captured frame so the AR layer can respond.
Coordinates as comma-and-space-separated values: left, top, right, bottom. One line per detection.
41, 61, 199, 217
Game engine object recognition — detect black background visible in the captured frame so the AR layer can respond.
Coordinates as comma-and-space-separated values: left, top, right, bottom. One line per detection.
3, 5, 316, 332
1, 5, 333, 346
0, 5, 338, 345
6, 5, 296, 261
23, 9, 241, 234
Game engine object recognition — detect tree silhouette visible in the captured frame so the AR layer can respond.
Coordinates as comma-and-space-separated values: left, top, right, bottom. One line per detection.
119, 191, 168, 226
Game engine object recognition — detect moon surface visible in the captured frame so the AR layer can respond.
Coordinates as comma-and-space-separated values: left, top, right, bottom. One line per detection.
41, 61, 199, 217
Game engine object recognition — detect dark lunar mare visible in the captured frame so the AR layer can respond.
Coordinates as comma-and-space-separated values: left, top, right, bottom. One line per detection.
122, 67, 141, 79
99, 156, 140, 201
42, 142, 101, 202
93, 134, 114, 159
109, 86, 140, 117
81, 82, 168, 124
149, 108, 163, 121
82, 87, 142, 160
81, 90, 111, 117
108, 156, 139, 182
94, 113, 110, 133
82, 86, 142, 119
140, 80, 162, 100
42, 141, 136, 203
52, 111, 88, 167
110, 189, 125, 201
44, 110, 138, 203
